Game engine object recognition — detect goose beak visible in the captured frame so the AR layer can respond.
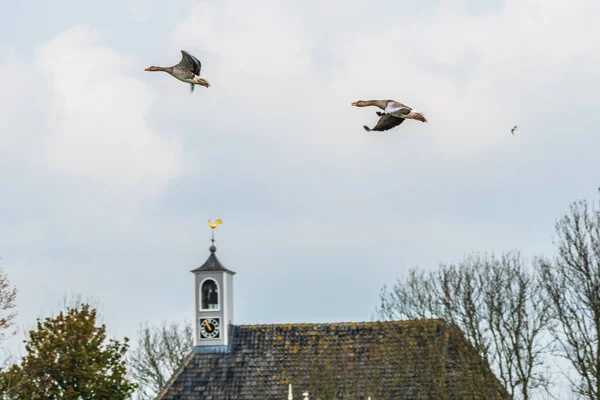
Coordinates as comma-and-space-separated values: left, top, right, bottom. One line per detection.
197, 80, 210, 88
144, 67, 151, 71
414, 113, 427, 123
351, 101, 358, 106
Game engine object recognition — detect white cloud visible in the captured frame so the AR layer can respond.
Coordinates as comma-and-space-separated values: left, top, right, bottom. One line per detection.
0, 52, 37, 156
171, 0, 315, 78
166, 0, 600, 167
34, 25, 182, 195
128, 0, 155, 23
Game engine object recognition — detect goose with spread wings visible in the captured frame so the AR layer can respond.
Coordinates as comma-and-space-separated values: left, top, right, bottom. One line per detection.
145, 50, 210, 92
351, 100, 427, 132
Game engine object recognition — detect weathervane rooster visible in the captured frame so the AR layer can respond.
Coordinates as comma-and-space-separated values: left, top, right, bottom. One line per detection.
208, 219, 222, 229
208, 219, 222, 244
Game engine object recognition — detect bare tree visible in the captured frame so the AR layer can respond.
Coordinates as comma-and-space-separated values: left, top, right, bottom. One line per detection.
0, 267, 17, 342
378, 251, 552, 399
540, 195, 600, 399
0, 264, 18, 376
128, 321, 193, 400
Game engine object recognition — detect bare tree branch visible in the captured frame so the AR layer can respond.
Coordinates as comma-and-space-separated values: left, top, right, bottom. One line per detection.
127, 321, 193, 400
540, 195, 600, 399
378, 251, 552, 399
0, 266, 17, 342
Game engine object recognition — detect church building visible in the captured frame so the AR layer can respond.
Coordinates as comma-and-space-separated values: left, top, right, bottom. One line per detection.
157, 241, 508, 399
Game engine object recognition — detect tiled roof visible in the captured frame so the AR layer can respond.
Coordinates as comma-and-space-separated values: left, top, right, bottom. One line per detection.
157, 320, 508, 400
191, 245, 235, 275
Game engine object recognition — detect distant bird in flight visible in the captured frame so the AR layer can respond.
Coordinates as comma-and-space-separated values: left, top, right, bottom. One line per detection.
208, 219, 222, 229
511, 126, 518, 135
351, 100, 427, 132
145, 50, 210, 92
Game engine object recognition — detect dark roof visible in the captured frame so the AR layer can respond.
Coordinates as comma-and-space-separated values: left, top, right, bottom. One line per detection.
157, 320, 508, 400
191, 245, 236, 275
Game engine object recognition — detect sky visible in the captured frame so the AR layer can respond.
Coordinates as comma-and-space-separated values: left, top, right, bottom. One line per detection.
1, 0, 600, 377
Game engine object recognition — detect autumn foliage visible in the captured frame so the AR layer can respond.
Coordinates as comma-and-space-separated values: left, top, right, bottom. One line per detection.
0, 304, 136, 399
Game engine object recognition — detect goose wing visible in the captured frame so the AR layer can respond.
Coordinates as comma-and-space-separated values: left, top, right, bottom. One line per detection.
366, 114, 405, 132
384, 102, 412, 116
178, 50, 202, 75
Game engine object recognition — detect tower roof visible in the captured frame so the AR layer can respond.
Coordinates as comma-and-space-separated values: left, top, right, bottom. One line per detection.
191, 244, 236, 275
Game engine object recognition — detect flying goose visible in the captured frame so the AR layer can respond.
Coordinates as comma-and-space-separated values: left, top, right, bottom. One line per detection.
145, 50, 210, 92
351, 100, 427, 132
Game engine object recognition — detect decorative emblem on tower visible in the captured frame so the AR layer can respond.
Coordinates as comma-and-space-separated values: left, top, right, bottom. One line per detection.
208, 219, 222, 247
208, 219, 222, 229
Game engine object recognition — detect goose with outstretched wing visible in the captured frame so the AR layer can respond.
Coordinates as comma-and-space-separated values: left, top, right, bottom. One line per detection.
351, 100, 427, 132
145, 50, 210, 92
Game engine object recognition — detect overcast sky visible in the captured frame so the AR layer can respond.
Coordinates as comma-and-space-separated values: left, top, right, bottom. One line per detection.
1, 0, 600, 368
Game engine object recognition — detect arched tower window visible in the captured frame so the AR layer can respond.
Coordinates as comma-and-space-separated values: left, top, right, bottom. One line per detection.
201, 279, 219, 310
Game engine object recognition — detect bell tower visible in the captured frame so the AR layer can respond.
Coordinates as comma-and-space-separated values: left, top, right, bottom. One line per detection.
191, 220, 235, 351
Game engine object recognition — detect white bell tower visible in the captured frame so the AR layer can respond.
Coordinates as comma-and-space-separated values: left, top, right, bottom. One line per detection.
191, 221, 235, 351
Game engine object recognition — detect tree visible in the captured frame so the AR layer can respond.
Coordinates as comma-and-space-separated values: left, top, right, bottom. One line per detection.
0, 266, 17, 342
1, 303, 136, 399
0, 264, 18, 397
378, 251, 552, 399
128, 322, 193, 400
540, 194, 600, 399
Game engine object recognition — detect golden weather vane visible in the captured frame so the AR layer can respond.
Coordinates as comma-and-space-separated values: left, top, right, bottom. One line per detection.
208, 219, 222, 229
208, 219, 222, 243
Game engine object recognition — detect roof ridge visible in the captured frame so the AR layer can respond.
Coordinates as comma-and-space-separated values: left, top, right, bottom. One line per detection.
235, 319, 443, 328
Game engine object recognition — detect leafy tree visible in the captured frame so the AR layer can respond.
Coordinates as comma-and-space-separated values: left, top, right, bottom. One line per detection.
1, 303, 136, 399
